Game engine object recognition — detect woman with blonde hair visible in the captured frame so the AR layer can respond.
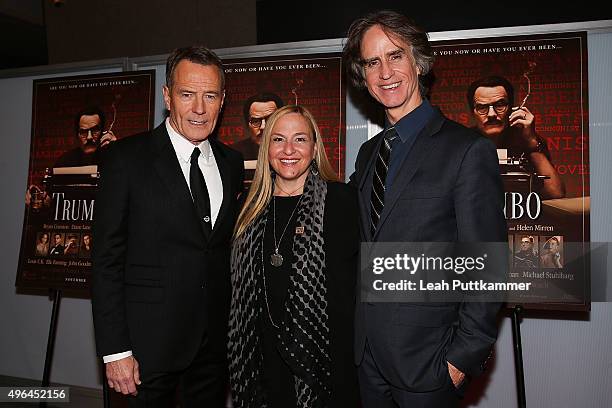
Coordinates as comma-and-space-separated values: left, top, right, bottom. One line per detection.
229, 105, 359, 407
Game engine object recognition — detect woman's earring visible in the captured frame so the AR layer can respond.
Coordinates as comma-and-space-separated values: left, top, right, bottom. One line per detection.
310, 160, 319, 176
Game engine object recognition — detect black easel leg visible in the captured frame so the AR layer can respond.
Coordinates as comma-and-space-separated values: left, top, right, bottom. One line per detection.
40, 289, 62, 408
511, 305, 527, 408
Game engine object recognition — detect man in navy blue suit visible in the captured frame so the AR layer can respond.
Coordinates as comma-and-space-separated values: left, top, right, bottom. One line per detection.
344, 10, 507, 407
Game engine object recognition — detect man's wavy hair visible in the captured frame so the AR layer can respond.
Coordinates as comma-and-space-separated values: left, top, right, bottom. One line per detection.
342, 10, 434, 97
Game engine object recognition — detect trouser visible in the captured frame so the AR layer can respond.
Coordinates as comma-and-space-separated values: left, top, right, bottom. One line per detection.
127, 336, 228, 408
358, 340, 459, 408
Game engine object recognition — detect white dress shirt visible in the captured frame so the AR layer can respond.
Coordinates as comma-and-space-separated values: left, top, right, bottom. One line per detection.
165, 118, 223, 226
103, 119, 224, 364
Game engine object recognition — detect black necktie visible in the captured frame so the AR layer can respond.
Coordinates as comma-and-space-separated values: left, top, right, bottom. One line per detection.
370, 127, 398, 236
190, 147, 212, 235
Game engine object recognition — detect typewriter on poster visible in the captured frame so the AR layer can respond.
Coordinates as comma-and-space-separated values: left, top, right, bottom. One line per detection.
497, 149, 548, 193
38, 166, 100, 192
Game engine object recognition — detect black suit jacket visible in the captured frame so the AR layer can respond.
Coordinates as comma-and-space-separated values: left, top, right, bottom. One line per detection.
351, 108, 507, 392
91, 123, 244, 374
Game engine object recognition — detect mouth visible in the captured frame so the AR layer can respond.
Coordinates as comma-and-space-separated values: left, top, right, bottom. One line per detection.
279, 159, 300, 165
188, 119, 207, 126
380, 82, 401, 90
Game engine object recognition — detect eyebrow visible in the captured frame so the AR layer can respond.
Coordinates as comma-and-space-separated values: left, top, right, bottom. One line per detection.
177, 87, 220, 95
361, 48, 405, 64
272, 132, 310, 138
475, 97, 508, 103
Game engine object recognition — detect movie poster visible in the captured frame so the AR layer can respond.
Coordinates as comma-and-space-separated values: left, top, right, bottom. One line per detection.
429, 32, 589, 310
16, 71, 155, 291
217, 54, 345, 182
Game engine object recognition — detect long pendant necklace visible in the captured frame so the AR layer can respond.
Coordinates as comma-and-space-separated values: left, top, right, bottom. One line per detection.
261, 240, 279, 329
270, 194, 303, 267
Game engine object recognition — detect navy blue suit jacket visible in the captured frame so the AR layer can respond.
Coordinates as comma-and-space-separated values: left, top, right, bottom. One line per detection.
350, 107, 506, 392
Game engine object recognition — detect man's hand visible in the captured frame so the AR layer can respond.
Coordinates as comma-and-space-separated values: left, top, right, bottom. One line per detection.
63, 241, 74, 254
99, 130, 117, 148
106, 355, 141, 395
25, 185, 50, 208
447, 361, 465, 389
509, 106, 539, 150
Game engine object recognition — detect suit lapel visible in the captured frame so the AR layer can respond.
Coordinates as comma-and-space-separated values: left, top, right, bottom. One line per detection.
151, 124, 205, 240
209, 137, 232, 240
373, 110, 446, 240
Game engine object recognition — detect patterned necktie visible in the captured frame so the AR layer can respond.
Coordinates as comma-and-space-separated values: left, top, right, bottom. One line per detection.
370, 127, 398, 236
190, 147, 212, 235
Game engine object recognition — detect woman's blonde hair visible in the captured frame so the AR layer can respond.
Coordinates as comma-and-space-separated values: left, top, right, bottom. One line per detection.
234, 105, 339, 238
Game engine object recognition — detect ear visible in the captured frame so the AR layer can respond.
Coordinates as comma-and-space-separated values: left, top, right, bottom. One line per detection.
162, 85, 171, 111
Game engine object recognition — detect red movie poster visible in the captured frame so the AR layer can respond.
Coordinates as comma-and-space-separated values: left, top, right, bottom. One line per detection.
217, 54, 345, 183
16, 71, 155, 292
430, 32, 589, 310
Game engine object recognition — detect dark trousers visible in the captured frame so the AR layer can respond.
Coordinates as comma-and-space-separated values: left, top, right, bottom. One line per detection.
127, 336, 228, 408
358, 341, 459, 408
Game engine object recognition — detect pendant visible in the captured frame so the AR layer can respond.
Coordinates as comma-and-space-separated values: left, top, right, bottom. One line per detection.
270, 252, 283, 267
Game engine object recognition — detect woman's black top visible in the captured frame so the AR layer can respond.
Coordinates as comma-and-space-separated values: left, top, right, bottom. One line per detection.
260, 182, 360, 407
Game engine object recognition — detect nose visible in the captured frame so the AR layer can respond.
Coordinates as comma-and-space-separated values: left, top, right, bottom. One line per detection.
193, 97, 206, 115
282, 139, 295, 154
86, 130, 94, 140
379, 59, 393, 80
486, 105, 497, 118
260, 118, 267, 131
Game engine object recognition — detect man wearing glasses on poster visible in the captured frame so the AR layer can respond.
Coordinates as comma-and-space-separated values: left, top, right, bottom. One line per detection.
54, 106, 117, 167
467, 75, 565, 199
234, 92, 284, 161
25, 106, 118, 208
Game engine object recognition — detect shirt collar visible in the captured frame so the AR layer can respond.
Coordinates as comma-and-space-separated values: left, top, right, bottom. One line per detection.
387, 99, 435, 143
165, 118, 212, 163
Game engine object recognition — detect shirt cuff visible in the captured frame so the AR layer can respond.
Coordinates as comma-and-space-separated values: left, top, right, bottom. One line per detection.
103, 351, 132, 364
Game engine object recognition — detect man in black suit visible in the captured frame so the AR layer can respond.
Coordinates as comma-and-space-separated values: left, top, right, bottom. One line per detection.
48, 233, 65, 257
343, 11, 507, 407
92, 46, 244, 407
